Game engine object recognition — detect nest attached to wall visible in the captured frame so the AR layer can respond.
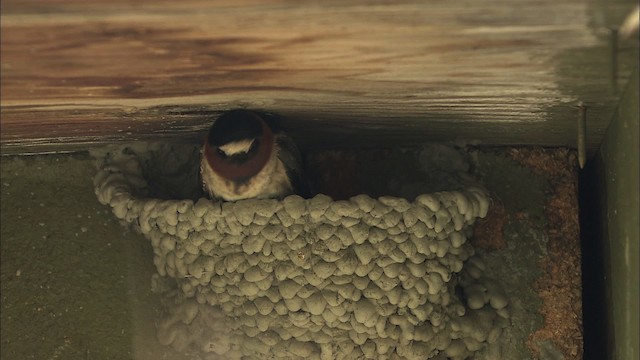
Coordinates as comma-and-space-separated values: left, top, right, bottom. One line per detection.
93, 143, 510, 360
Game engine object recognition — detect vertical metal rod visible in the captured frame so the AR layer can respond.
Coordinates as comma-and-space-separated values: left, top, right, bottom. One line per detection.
610, 28, 619, 94
578, 103, 587, 169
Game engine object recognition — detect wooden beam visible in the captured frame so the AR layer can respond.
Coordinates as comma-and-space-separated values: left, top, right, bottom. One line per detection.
1, 0, 637, 154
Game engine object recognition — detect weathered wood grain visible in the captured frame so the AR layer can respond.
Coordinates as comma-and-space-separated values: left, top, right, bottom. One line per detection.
1, 0, 638, 154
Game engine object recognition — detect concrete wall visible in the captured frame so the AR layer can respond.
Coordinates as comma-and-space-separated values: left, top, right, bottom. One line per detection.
597, 67, 639, 360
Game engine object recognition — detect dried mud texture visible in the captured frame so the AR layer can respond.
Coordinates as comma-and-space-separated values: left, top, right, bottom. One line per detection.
509, 148, 583, 360
306, 150, 362, 201
471, 200, 507, 251
93, 143, 511, 360
306, 145, 476, 201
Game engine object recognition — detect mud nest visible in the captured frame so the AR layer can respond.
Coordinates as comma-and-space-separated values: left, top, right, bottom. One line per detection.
93, 144, 510, 360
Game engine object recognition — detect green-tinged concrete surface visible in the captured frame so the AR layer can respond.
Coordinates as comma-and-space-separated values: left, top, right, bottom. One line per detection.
598, 67, 639, 360
0, 154, 192, 360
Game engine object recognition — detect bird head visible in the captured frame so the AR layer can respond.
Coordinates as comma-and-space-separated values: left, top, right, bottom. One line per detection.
203, 110, 275, 183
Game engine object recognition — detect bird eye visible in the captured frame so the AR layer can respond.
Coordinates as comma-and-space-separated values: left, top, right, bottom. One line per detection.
216, 148, 227, 158
249, 139, 259, 153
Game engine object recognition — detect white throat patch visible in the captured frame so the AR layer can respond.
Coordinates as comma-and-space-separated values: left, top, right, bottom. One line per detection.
219, 139, 255, 155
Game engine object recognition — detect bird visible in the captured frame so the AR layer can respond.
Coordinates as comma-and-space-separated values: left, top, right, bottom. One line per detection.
200, 109, 308, 201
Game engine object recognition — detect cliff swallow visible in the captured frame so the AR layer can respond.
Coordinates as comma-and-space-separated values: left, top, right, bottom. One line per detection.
200, 109, 308, 201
